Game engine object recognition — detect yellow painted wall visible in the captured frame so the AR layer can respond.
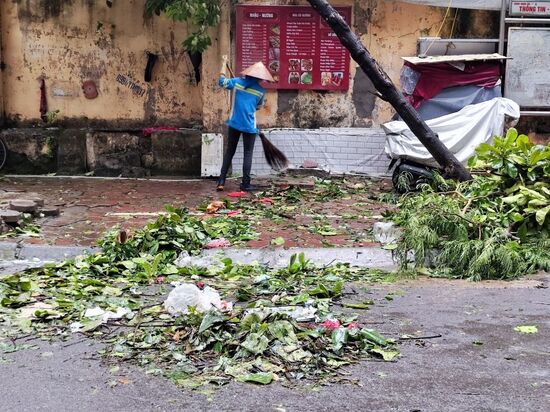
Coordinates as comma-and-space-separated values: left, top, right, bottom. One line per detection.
0, 0, 202, 126
0, 0, 489, 129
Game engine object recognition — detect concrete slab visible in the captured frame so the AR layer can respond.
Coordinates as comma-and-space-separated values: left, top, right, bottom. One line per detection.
0, 242, 17, 260
17, 245, 93, 261
198, 247, 397, 270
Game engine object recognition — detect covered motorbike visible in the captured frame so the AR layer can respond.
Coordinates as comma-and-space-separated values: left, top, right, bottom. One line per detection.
382, 97, 520, 192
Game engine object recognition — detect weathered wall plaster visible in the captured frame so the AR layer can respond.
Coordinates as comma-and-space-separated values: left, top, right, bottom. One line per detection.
0, 0, 497, 130
1, 0, 202, 126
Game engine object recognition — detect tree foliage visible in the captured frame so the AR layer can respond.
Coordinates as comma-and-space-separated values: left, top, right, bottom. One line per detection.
144, 0, 221, 53
391, 128, 550, 280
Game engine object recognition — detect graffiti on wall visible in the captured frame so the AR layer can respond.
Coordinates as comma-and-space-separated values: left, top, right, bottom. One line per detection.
161, 32, 196, 83
116, 73, 147, 97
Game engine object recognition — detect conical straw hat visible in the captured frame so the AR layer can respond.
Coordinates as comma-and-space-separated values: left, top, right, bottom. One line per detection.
241, 62, 275, 82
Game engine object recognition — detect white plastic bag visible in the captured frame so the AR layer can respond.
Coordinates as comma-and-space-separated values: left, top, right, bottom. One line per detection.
164, 283, 222, 316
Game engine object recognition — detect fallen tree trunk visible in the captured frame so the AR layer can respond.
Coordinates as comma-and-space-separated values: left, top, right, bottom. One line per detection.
307, 0, 472, 181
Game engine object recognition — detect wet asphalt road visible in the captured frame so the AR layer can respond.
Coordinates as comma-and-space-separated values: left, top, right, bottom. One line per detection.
1, 274, 549, 412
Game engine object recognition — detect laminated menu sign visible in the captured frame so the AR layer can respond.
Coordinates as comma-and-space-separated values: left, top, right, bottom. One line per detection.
236, 5, 352, 91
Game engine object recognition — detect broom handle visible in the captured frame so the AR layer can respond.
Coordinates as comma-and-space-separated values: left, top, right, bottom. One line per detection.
226, 62, 235, 78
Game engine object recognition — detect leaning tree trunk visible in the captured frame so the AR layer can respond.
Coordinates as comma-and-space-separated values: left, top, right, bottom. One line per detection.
307, 0, 472, 181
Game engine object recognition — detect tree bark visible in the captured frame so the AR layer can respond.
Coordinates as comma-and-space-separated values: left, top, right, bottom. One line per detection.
307, 0, 472, 181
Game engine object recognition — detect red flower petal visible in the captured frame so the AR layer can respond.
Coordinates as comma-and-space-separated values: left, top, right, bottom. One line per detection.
319, 319, 341, 332
206, 238, 231, 249
228, 191, 247, 198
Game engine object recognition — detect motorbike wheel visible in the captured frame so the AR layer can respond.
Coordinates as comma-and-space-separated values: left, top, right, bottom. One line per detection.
0, 137, 7, 171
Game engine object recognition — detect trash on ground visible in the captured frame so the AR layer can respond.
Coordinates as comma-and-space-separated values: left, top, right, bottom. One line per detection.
373, 222, 402, 244
164, 283, 222, 315
206, 201, 225, 214
245, 304, 317, 322
227, 191, 247, 198
206, 238, 231, 248
84, 306, 131, 322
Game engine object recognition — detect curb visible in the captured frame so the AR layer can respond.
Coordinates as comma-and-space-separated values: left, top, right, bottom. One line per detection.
1, 242, 397, 270
201, 247, 397, 270
0, 242, 94, 261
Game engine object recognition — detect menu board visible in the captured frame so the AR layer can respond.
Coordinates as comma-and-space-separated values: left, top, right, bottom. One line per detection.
236, 5, 352, 91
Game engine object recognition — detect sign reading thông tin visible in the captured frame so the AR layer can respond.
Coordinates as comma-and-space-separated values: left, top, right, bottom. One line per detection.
510, 1, 550, 16
236, 5, 351, 91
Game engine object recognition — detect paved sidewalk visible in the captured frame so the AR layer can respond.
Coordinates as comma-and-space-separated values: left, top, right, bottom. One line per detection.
1, 175, 392, 248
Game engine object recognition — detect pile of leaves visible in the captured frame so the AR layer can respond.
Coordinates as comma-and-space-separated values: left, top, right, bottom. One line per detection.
0, 207, 398, 388
390, 129, 550, 280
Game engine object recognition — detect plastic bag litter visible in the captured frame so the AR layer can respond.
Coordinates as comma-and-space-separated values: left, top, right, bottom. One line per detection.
174, 251, 226, 269
245, 304, 317, 322
84, 306, 131, 322
164, 283, 222, 316
373, 222, 402, 244
174, 250, 193, 267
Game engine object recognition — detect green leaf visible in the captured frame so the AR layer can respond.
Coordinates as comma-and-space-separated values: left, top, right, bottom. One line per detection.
331, 328, 348, 352
517, 221, 528, 243
80, 318, 104, 333
34, 309, 62, 320
236, 372, 274, 385
309, 283, 330, 298
1, 293, 31, 308
198, 311, 224, 334
271, 237, 285, 246
342, 300, 374, 309
241, 332, 269, 355
268, 320, 297, 344
370, 347, 400, 361
505, 127, 518, 142
360, 329, 388, 346
514, 325, 538, 334
240, 313, 262, 331
535, 205, 550, 226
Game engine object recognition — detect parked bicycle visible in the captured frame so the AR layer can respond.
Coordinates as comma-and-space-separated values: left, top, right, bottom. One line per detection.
0, 136, 6, 170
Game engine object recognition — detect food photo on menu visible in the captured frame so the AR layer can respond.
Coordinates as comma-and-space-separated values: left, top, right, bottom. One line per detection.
288, 71, 300, 84
331, 72, 343, 86
269, 36, 280, 48
269, 60, 280, 73
301, 58, 313, 72
321, 71, 332, 86
269, 47, 280, 61
289, 59, 300, 72
300, 71, 313, 85
268, 60, 280, 82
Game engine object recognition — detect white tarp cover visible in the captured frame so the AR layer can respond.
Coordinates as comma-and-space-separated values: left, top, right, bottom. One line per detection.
400, 0, 502, 10
383, 97, 520, 167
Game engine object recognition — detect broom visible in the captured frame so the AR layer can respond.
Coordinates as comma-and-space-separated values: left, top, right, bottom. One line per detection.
225, 62, 289, 171
259, 131, 289, 171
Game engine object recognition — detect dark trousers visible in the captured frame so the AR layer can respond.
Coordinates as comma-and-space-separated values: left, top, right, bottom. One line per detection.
218, 126, 256, 186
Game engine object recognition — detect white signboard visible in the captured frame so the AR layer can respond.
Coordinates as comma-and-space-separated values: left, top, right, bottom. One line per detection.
510, 1, 550, 16
505, 28, 550, 108
400, 0, 501, 10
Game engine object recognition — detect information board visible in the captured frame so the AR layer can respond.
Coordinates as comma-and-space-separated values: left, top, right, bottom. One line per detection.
510, 1, 550, 16
236, 5, 352, 91
504, 27, 550, 108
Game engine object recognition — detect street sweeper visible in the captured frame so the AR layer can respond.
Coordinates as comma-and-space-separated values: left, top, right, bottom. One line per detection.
216, 55, 288, 192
